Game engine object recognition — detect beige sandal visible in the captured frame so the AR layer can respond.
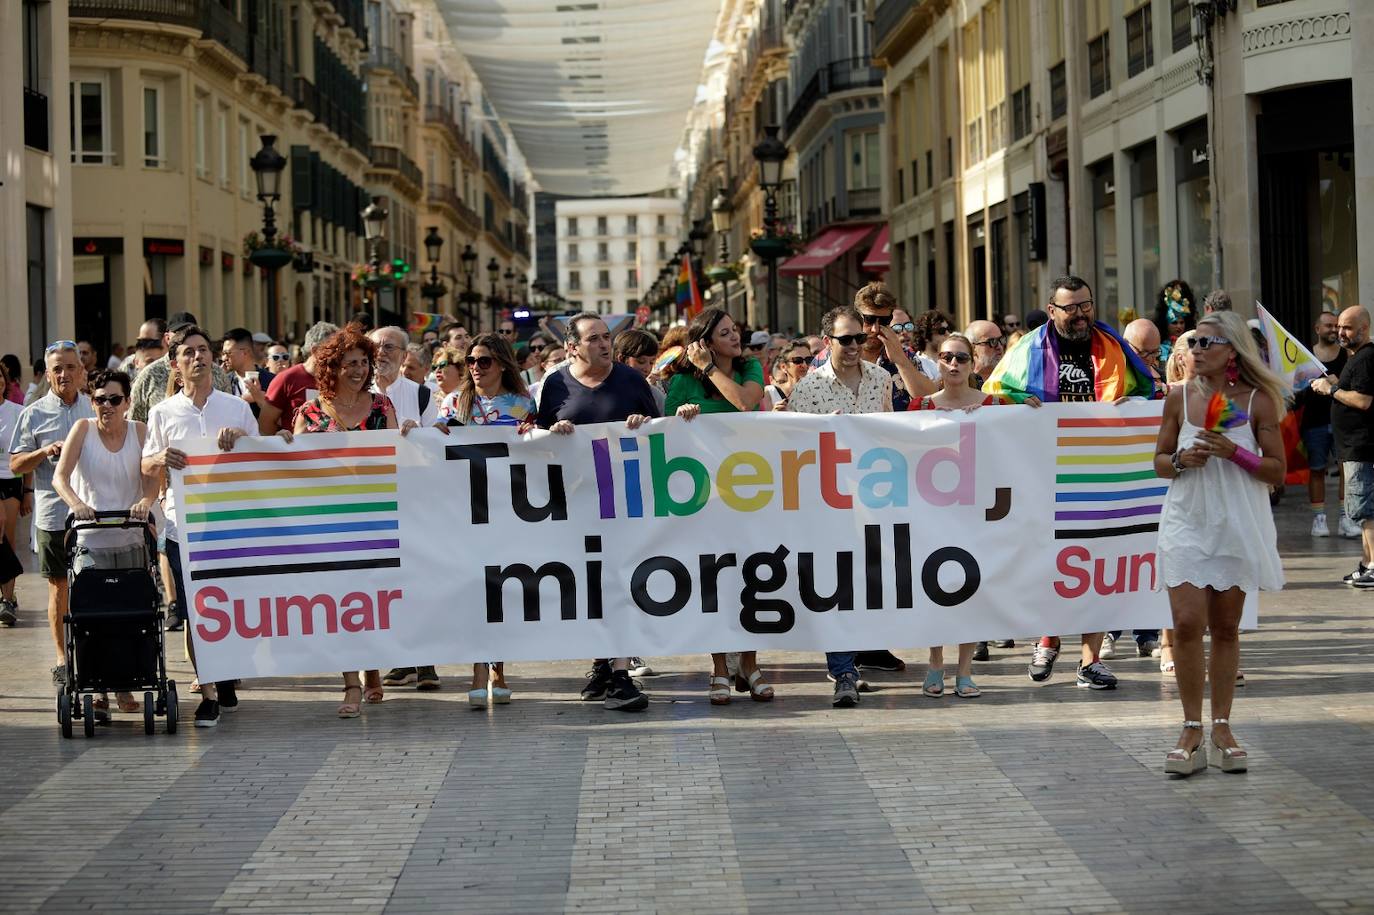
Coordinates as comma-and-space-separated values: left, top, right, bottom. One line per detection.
708, 675, 732, 705
338, 685, 362, 718
740, 669, 774, 702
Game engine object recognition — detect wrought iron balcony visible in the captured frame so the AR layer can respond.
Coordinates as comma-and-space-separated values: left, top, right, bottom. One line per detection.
784, 57, 885, 139
365, 46, 419, 101
369, 144, 423, 190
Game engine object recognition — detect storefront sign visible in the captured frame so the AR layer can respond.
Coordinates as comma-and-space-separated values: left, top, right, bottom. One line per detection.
144, 237, 185, 257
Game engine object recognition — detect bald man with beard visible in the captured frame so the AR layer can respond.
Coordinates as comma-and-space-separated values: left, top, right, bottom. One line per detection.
1124, 318, 1165, 388
965, 320, 1006, 384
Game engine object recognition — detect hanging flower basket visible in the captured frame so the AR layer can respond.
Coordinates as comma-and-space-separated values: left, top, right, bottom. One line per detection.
749, 235, 792, 261
352, 262, 395, 288
243, 231, 301, 271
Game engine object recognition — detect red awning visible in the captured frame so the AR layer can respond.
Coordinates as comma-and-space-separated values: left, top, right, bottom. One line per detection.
861, 224, 891, 273
778, 225, 876, 276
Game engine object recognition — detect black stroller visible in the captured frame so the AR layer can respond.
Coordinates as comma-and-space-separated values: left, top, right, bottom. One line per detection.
57, 511, 178, 737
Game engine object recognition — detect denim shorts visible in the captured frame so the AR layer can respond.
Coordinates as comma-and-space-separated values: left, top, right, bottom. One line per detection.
1343, 462, 1374, 523
1302, 425, 1334, 471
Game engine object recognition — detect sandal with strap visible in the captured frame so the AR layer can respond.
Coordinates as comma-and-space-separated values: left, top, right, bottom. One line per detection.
338, 685, 362, 719
954, 675, 981, 698
363, 685, 384, 704
116, 692, 140, 713
1209, 718, 1249, 773
708, 675, 732, 706
1164, 721, 1206, 776
740, 669, 774, 702
922, 668, 945, 698
1160, 658, 1176, 674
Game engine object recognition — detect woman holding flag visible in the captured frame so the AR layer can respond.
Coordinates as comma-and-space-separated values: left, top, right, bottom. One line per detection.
1153, 310, 1286, 777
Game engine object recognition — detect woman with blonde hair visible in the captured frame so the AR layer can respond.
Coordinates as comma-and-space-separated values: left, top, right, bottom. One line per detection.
1153, 310, 1285, 777
430, 344, 466, 401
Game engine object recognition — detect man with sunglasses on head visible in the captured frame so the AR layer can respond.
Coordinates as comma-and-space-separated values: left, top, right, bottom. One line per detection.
984, 275, 1155, 690
8, 341, 93, 684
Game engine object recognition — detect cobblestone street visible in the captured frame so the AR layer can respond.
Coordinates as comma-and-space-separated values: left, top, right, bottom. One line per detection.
0, 496, 1371, 914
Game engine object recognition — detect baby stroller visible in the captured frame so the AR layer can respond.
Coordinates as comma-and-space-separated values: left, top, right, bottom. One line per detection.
57, 511, 178, 737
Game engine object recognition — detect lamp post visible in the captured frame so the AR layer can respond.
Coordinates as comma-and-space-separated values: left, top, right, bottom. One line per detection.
751, 125, 787, 333
361, 198, 389, 327
503, 266, 515, 309
422, 226, 447, 312
459, 243, 479, 324
486, 257, 500, 331
706, 190, 738, 308
516, 272, 528, 306
248, 134, 288, 337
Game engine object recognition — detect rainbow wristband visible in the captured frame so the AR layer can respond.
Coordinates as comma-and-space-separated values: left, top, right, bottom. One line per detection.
1229, 445, 1261, 475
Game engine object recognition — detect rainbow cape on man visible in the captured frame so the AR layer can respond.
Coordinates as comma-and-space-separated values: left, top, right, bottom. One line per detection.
982, 320, 1156, 403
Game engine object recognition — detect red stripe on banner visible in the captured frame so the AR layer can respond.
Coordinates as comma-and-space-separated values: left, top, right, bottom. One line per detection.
1056, 417, 1163, 428
185, 446, 397, 466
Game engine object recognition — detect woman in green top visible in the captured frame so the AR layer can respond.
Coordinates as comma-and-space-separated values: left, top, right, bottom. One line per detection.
662, 308, 772, 706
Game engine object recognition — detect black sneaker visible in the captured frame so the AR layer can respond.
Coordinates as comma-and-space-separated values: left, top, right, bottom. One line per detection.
972, 641, 990, 661
832, 673, 860, 707
1352, 569, 1374, 590
580, 660, 613, 701
993, 639, 1015, 649
603, 670, 648, 712
165, 602, 184, 632
856, 650, 906, 671
194, 698, 220, 727
416, 666, 441, 690
1028, 643, 1059, 682
217, 681, 238, 712
382, 667, 417, 686
1076, 661, 1118, 690
0, 598, 16, 627
1342, 563, 1369, 585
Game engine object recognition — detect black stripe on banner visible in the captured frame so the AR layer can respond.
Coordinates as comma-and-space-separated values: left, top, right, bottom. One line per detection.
190, 558, 402, 580
1054, 523, 1160, 540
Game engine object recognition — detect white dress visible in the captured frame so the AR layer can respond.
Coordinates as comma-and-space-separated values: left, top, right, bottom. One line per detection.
1157, 390, 1284, 593
72, 420, 144, 550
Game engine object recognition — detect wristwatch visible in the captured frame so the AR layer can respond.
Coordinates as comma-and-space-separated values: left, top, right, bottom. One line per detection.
703, 363, 717, 378
1170, 451, 1186, 475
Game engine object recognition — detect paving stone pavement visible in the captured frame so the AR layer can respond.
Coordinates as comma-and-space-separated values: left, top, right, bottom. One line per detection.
0, 495, 1371, 914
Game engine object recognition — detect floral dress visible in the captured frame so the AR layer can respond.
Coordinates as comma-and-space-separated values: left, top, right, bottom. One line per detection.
295, 394, 394, 432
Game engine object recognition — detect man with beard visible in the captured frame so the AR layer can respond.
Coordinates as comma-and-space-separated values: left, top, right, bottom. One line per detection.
369, 326, 436, 428
984, 275, 1156, 690
1298, 311, 1354, 538
964, 319, 1006, 388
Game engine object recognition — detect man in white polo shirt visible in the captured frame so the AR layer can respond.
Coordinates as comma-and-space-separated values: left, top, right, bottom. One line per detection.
143, 324, 267, 728
370, 326, 437, 428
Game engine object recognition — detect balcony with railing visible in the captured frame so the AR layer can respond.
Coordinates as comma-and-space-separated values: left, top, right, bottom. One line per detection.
294, 76, 369, 154
369, 144, 423, 190
481, 136, 511, 203
24, 87, 49, 152
366, 46, 419, 101
423, 105, 478, 166
426, 182, 480, 232
784, 57, 885, 138
874, 0, 920, 55
72, 0, 250, 63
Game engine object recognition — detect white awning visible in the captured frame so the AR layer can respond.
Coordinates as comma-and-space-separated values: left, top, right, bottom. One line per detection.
437, 0, 720, 196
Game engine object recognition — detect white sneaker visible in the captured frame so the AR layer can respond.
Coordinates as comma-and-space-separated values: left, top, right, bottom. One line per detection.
1339, 515, 1362, 539
627, 657, 654, 677
1311, 512, 1330, 537
1100, 633, 1116, 659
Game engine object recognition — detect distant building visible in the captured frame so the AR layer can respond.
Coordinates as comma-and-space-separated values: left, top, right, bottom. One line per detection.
556, 197, 681, 314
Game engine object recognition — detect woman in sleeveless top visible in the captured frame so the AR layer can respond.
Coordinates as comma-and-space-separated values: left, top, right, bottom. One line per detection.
53, 369, 158, 716
292, 325, 405, 719
1153, 312, 1286, 777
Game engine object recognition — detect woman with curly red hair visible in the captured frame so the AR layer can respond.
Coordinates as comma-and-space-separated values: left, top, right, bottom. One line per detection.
292, 323, 415, 719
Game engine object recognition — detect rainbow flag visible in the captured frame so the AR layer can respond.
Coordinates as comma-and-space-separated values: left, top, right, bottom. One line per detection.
675, 257, 704, 318
408, 312, 444, 335
983, 321, 1156, 403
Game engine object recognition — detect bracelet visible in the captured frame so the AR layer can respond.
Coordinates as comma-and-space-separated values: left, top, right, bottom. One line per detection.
703, 363, 717, 378
1228, 445, 1262, 475
1170, 452, 1186, 475
22, 487, 34, 493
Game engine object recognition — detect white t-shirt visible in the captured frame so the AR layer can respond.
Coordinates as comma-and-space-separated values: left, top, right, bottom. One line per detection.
373, 374, 437, 427
143, 389, 255, 542
0, 399, 22, 480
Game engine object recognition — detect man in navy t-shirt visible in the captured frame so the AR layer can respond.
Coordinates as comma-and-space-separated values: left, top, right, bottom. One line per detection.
536, 313, 658, 712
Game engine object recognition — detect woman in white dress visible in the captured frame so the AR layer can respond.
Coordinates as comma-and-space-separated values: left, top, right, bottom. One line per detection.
1153, 311, 1286, 777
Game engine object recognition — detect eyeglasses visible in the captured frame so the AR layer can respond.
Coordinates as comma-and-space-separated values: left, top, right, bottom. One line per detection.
974, 337, 1005, 349
938, 352, 972, 365
92, 394, 126, 406
859, 313, 892, 327
375, 342, 403, 354
1185, 334, 1231, 351
787, 356, 811, 365
934, 324, 951, 335
1134, 347, 1161, 361
892, 322, 915, 333
45, 340, 77, 354
829, 333, 869, 347
465, 355, 495, 370
268, 353, 291, 362
1051, 300, 1094, 315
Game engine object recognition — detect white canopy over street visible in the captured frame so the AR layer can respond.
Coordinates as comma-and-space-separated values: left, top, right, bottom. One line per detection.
436, 0, 720, 196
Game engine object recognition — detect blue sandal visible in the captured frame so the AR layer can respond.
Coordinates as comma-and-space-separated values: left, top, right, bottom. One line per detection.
922, 668, 944, 697
954, 675, 981, 698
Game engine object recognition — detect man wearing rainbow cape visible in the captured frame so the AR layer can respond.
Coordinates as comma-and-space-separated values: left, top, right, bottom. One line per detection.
983, 274, 1156, 690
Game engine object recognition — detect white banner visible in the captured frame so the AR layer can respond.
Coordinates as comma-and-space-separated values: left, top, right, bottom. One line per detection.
172, 402, 1254, 682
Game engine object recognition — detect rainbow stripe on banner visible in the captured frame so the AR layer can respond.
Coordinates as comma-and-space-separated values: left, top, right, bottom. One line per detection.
180, 445, 401, 581
1053, 415, 1166, 540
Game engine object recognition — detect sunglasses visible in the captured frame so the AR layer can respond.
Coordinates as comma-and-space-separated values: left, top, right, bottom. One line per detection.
975, 337, 1006, 349
432, 361, 453, 371
747, 343, 766, 351
787, 356, 810, 365
268, 353, 291, 361
892, 322, 915, 333
938, 352, 972, 365
860, 314, 892, 327
498, 328, 516, 336
829, 333, 869, 347
46, 340, 77, 354
465, 355, 495, 370
92, 394, 126, 406
530, 344, 546, 353
1186, 334, 1231, 351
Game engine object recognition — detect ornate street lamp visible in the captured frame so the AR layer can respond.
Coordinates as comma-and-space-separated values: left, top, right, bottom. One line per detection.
422, 226, 447, 310
248, 134, 288, 337
707, 189, 737, 306
752, 125, 788, 332
361, 197, 389, 326
486, 256, 500, 331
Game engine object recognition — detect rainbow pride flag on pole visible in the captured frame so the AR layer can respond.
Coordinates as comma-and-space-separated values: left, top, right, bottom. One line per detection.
408, 312, 444, 335
983, 320, 1156, 403
676, 257, 704, 318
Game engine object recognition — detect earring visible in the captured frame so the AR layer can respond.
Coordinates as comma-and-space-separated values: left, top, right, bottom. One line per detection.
1225, 355, 1239, 386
